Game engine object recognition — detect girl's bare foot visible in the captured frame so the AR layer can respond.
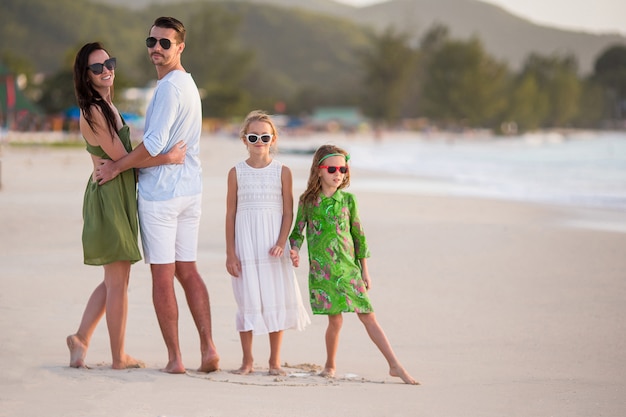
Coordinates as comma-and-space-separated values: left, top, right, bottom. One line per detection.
231, 364, 254, 375
390, 365, 419, 385
268, 367, 286, 376
319, 367, 335, 378
67, 334, 87, 368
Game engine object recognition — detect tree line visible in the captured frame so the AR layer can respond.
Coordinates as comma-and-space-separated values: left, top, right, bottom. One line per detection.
3, 2, 626, 133
361, 25, 626, 133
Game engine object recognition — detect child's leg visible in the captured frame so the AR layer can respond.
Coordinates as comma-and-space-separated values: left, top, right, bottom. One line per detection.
357, 312, 418, 384
233, 330, 254, 374
268, 331, 285, 375
321, 314, 343, 378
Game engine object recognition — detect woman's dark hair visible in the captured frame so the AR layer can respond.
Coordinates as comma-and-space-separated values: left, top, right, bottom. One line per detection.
73, 42, 117, 139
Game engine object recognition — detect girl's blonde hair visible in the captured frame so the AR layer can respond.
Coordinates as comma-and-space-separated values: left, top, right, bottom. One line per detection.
299, 144, 351, 208
239, 109, 278, 138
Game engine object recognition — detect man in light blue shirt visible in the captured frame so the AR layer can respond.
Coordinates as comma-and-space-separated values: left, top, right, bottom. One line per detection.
96, 16, 219, 374
138, 68, 202, 201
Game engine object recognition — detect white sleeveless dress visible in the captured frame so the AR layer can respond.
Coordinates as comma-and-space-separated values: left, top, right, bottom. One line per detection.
232, 159, 310, 334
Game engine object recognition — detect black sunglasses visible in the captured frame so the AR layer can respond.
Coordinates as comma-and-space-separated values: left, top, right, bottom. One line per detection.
245, 134, 273, 144
146, 37, 175, 49
319, 165, 348, 174
87, 57, 116, 75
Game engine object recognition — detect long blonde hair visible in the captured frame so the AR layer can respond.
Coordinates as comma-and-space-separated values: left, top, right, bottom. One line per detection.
299, 144, 350, 208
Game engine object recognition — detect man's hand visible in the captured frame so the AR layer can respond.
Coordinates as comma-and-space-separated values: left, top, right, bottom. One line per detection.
95, 159, 119, 185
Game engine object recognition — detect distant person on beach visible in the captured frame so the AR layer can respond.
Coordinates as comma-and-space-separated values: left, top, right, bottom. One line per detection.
67, 42, 185, 369
225, 110, 310, 375
94, 16, 220, 374
289, 144, 418, 384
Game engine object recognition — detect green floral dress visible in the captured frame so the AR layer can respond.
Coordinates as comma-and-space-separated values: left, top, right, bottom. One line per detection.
289, 190, 373, 315
82, 124, 141, 266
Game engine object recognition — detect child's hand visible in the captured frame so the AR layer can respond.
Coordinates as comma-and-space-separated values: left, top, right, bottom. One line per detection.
226, 254, 241, 277
362, 272, 372, 290
290, 249, 300, 267
269, 245, 284, 258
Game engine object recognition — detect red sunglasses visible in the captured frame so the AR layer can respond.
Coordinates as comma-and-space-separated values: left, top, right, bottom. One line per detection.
319, 166, 348, 174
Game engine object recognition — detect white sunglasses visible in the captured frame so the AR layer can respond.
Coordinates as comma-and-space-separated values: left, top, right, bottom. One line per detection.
245, 133, 273, 144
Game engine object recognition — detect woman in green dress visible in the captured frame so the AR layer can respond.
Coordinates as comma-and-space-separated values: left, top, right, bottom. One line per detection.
66, 42, 184, 369
289, 144, 418, 384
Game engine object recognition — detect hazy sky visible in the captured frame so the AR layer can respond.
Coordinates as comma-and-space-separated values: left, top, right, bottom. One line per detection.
337, 0, 626, 36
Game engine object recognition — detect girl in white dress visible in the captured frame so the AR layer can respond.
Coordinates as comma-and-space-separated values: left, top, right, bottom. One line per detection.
225, 110, 310, 375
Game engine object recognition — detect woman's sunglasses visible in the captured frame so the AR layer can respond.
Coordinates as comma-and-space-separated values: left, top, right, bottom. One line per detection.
319, 166, 348, 174
87, 58, 116, 75
245, 134, 273, 144
146, 37, 175, 49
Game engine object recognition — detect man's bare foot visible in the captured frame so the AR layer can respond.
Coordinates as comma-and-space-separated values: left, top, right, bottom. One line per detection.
390, 365, 419, 385
198, 354, 220, 373
319, 367, 335, 378
67, 334, 87, 368
268, 367, 286, 376
231, 364, 254, 375
161, 359, 186, 374
112, 355, 145, 370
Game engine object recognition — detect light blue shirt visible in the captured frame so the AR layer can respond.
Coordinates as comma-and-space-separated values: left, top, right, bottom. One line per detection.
138, 70, 202, 201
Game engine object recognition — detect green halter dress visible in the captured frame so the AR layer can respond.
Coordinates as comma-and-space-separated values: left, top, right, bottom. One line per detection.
82, 123, 142, 265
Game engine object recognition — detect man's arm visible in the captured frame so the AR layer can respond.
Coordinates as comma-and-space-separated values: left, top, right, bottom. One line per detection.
95, 141, 186, 184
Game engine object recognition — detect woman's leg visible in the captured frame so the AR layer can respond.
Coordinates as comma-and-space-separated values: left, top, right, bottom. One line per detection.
103, 261, 143, 369
67, 280, 107, 368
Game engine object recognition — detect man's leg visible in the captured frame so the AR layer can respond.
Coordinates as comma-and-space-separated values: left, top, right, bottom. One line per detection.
151, 262, 186, 374
175, 261, 219, 372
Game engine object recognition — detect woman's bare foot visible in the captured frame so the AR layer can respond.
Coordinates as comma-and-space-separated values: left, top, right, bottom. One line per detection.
161, 359, 186, 374
198, 354, 220, 373
319, 367, 335, 378
231, 364, 254, 375
67, 334, 87, 368
268, 367, 286, 376
390, 365, 419, 385
112, 355, 145, 370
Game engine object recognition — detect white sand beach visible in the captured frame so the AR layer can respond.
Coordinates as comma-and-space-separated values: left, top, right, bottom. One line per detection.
1, 134, 625, 417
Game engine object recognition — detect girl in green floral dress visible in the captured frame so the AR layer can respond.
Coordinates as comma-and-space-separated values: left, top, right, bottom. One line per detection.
289, 144, 418, 385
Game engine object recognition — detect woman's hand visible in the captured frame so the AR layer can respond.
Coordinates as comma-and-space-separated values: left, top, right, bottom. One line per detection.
166, 141, 187, 164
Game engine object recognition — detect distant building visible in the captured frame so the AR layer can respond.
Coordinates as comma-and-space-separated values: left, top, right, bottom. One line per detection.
310, 107, 366, 132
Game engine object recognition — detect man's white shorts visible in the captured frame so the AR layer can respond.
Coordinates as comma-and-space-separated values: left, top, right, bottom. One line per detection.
138, 194, 202, 264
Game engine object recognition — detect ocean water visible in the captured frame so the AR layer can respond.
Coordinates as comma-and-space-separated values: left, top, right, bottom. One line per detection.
284, 131, 626, 211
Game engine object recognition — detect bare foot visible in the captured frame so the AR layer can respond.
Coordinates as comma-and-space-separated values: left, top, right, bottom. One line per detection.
319, 367, 335, 378
113, 355, 145, 370
66, 334, 87, 368
390, 365, 419, 385
198, 354, 220, 373
161, 359, 186, 374
268, 367, 286, 376
231, 365, 254, 375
